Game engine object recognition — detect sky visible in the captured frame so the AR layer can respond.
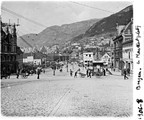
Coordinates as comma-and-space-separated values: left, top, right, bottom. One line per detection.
1, 0, 132, 35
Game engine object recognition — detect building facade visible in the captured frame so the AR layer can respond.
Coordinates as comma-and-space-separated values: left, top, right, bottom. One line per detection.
113, 19, 133, 72
122, 20, 133, 73
1, 21, 19, 75
83, 52, 94, 66
113, 35, 123, 70
101, 53, 111, 66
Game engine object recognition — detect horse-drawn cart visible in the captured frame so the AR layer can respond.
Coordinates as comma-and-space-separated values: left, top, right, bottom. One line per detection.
79, 72, 86, 78
93, 61, 105, 77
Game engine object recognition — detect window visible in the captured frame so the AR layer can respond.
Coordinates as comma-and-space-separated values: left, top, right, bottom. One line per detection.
89, 54, 91, 57
4, 45, 7, 52
128, 29, 130, 34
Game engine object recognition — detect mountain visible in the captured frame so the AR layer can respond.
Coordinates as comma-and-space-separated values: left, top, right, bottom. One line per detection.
71, 5, 133, 44
17, 19, 100, 48
17, 33, 38, 47
84, 5, 133, 37
18, 5, 133, 49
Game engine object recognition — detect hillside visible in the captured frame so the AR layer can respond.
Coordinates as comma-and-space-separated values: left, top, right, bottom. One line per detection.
17, 18, 100, 48
17, 33, 38, 47
70, 5, 133, 45
84, 5, 133, 37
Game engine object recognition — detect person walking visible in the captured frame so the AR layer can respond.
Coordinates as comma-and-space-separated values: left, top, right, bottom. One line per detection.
103, 68, 106, 76
86, 69, 89, 77
37, 68, 41, 79
74, 71, 77, 78
123, 69, 128, 79
88, 69, 91, 78
16, 68, 20, 79
70, 69, 73, 76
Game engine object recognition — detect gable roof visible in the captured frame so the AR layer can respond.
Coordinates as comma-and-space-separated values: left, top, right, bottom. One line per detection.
123, 19, 133, 33
40, 46, 47, 53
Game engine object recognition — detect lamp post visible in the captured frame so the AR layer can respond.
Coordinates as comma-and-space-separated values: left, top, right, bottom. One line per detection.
66, 52, 68, 72
45, 54, 47, 68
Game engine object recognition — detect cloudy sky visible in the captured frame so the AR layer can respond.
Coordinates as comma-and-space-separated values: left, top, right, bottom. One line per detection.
1, 0, 132, 35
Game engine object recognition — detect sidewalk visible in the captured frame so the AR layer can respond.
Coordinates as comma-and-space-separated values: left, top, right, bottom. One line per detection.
110, 70, 133, 79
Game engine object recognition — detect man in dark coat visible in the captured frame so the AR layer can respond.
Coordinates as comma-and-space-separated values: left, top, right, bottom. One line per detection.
37, 68, 41, 79
123, 69, 128, 79
16, 68, 20, 79
70, 69, 73, 76
103, 68, 106, 76
74, 71, 77, 78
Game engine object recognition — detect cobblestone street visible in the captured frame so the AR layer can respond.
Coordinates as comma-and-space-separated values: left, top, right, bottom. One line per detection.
1, 65, 133, 117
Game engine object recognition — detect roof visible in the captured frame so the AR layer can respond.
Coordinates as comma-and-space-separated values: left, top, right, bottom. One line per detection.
123, 19, 133, 33
33, 52, 44, 59
40, 46, 47, 53
101, 52, 111, 57
16, 46, 23, 55
23, 53, 33, 58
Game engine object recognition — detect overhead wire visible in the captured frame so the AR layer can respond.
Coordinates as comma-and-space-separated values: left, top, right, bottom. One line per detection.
17, 30, 33, 48
1, 7, 71, 36
70, 1, 114, 14
2, 2, 116, 49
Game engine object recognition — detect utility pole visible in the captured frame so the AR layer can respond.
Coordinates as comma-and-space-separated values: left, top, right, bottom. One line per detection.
45, 54, 47, 68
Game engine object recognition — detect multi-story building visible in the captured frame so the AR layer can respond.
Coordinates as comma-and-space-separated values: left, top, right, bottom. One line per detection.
113, 19, 133, 72
113, 34, 123, 70
122, 20, 133, 73
1, 20, 20, 75
101, 53, 111, 66
83, 52, 94, 66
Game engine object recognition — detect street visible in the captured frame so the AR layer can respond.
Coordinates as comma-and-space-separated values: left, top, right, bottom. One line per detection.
1, 65, 133, 117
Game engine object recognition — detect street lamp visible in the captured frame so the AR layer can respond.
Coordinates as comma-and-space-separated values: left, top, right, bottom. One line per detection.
66, 52, 68, 72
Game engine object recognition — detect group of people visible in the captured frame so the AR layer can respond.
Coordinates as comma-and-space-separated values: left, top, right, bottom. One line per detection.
69, 68, 80, 78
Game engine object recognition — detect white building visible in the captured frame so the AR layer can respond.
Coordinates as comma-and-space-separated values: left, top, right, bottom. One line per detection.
101, 53, 111, 66
23, 55, 41, 65
23, 55, 33, 63
33, 59, 41, 65
83, 52, 94, 65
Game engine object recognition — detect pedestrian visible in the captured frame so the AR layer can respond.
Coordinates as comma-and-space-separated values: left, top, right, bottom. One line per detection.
127, 68, 130, 76
43, 69, 45, 74
86, 69, 89, 77
16, 68, 20, 79
123, 69, 128, 79
70, 69, 73, 76
74, 71, 77, 78
37, 68, 41, 79
88, 69, 91, 78
60, 68, 62, 72
103, 68, 106, 76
